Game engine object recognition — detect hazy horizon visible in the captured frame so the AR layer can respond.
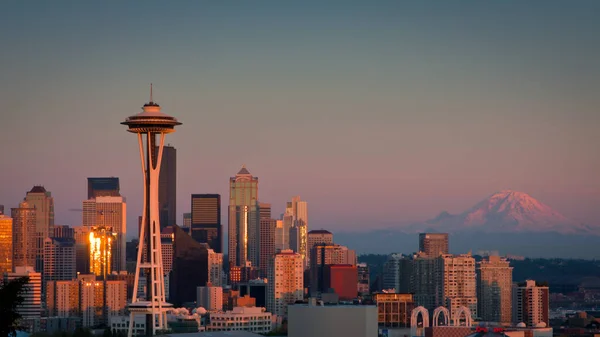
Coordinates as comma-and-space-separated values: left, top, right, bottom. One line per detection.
1, 1, 599, 241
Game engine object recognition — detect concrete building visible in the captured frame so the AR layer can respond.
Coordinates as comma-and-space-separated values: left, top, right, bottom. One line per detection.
191, 194, 222, 253
158, 145, 177, 229
228, 166, 259, 269
309, 244, 356, 297
182, 212, 191, 228
11, 201, 37, 269
0, 212, 13, 274
307, 229, 333, 251
419, 233, 448, 257
208, 248, 223, 287
79, 274, 127, 327
512, 280, 549, 327
83, 196, 126, 273
207, 306, 272, 334
441, 254, 477, 319
274, 219, 289, 252
373, 293, 415, 328
258, 203, 275, 279
324, 264, 358, 300
288, 301, 378, 337
4, 266, 42, 319
267, 250, 303, 318
197, 286, 223, 312
24, 186, 55, 272
411, 254, 442, 310
46, 279, 79, 317
477, 256, 513, 325
357, 263, 370, 295
43, 237, 76, 283
161, 229, 174, 275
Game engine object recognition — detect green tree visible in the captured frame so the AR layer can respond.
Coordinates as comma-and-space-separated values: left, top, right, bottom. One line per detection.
0, 276, 30, 337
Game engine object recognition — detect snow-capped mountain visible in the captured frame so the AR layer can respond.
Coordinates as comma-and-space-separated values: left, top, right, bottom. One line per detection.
416, 190, 595, 234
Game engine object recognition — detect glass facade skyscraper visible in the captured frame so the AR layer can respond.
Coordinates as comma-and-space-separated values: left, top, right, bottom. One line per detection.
228, 166, 259, 269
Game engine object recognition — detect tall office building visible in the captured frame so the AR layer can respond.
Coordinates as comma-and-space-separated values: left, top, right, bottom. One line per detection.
228, 166, 259, 269
191, 194, 222, 253
259, 203, 275, 279
309, 244, 357, 297
0, 212, 13, 274
512, 280, 549, 327
11, 201, 37, 269
83, 196, 126, 272
43, 237, 76, 283
158, 145, 177, 229
74, 226, 91, 274
418, 233, 449, 257
4, 266, 42, 319
477, 256, 513, 325
307, 230, 333, 251
286, 196, 308, 267
24, 186, 55, 272
53, 225, 74, 239
169, 224, 210, 306
89, 226, 117, 279
87, 177, 120, 199
267, 250, 303, 318
274, 220, 289, 252
441, 254, 477, 319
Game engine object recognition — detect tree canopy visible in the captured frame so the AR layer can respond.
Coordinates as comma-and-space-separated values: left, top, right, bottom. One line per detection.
0, 276, 30, 337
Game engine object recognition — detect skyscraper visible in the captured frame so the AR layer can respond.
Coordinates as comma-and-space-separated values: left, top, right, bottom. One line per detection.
259, 203, 275, 279
89, 226, 117, 279
53, 225, 75, 239
43, 237, 76, 283
512, 280, 549, 327
191, 194, 222, 253
267, 250, 303, 318
83, 196, 126, 273
87, 177, 120, 199
11, 201, 36, 269
208, 248, 224, 287
74, 226, 91, 274
0, 212, 13, 274
418, 233, 449, 257
158, 145, 177, 229
477, 256, 513, 325
286, 196, 308, 268
441, 253, 477, 319
169, 225, 209, 306
309, 244, 357, 297
228, 166, 259, 269
275, 220, 290, 252
307, 230, 333, 251
24, 186, 55, 272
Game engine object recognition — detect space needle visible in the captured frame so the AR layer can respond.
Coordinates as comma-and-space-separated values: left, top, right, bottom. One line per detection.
122, 85, 181, 336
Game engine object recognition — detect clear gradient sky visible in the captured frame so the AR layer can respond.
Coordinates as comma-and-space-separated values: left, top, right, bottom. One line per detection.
1, 1, 599, 239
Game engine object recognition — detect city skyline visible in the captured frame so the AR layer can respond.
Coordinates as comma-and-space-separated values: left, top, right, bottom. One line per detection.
1, 1, 599, 241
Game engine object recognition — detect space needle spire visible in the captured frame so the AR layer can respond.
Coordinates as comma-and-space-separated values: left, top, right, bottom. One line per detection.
122, 86, 181, 336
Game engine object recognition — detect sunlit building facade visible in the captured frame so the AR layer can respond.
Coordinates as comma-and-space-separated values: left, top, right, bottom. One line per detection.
24, 186, 55, 272
208, 248, 224, 287
228, 166, 259, 269
11, 201, 37, 269
191, 194, 222, 253
286, 196, 308, 268
477, 255, 513, 325
83, 196, 126, 272
441, 253, 477, 319
0, 212, 13, 273
267, 250, 303, 318
89, 226, 117, 279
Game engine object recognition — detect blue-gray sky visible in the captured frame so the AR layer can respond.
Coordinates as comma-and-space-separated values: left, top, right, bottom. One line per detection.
1, 1, 599, 239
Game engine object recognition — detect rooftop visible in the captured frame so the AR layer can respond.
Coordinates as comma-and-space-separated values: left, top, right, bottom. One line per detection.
29, 185, 47, 193
237, 165, 251, 175
308, 229, 332, 234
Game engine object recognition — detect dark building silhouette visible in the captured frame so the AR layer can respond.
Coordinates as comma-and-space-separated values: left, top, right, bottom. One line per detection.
87, 177, 120, 199
239, 281, 267, 308
170, 225, 209, 306
158, 145, 177, 229
190, 194, 222, 253
53, 225, 74, 239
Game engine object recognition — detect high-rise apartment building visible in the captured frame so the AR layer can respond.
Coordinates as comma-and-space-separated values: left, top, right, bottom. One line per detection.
267, 250, 303, 318
24, 186, 54, 272
83, 196, 126, 272
228, 166, 259, 269
259, 203, 275, 279
410, 254, 441, 310
87, 177, 120, 199
191, 194, 222, 253
4, 266, 42, 319
307, 230, 333, 251
441, 254, 477, 319
43, 237, 76, 284
208, 248, 224, 287
11, 201, 37, 269
309, 244, 357, 297
512, 280, 549, 327
419, 233, 448, 257
46, 279, 79, 317
274, 220, 289, 252
0, 212, 13, 274
477, 256, 513, 325
357, 263, 370, 295
158, 145, 177, 229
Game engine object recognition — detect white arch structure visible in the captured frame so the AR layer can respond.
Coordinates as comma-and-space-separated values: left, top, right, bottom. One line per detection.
411, 306, 430, 328
433, 306, 450, 326
453, 306, 473, 327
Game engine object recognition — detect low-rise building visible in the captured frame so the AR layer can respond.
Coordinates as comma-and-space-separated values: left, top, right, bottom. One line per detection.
373, 293, 415, 328
207, 306, 272, 334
